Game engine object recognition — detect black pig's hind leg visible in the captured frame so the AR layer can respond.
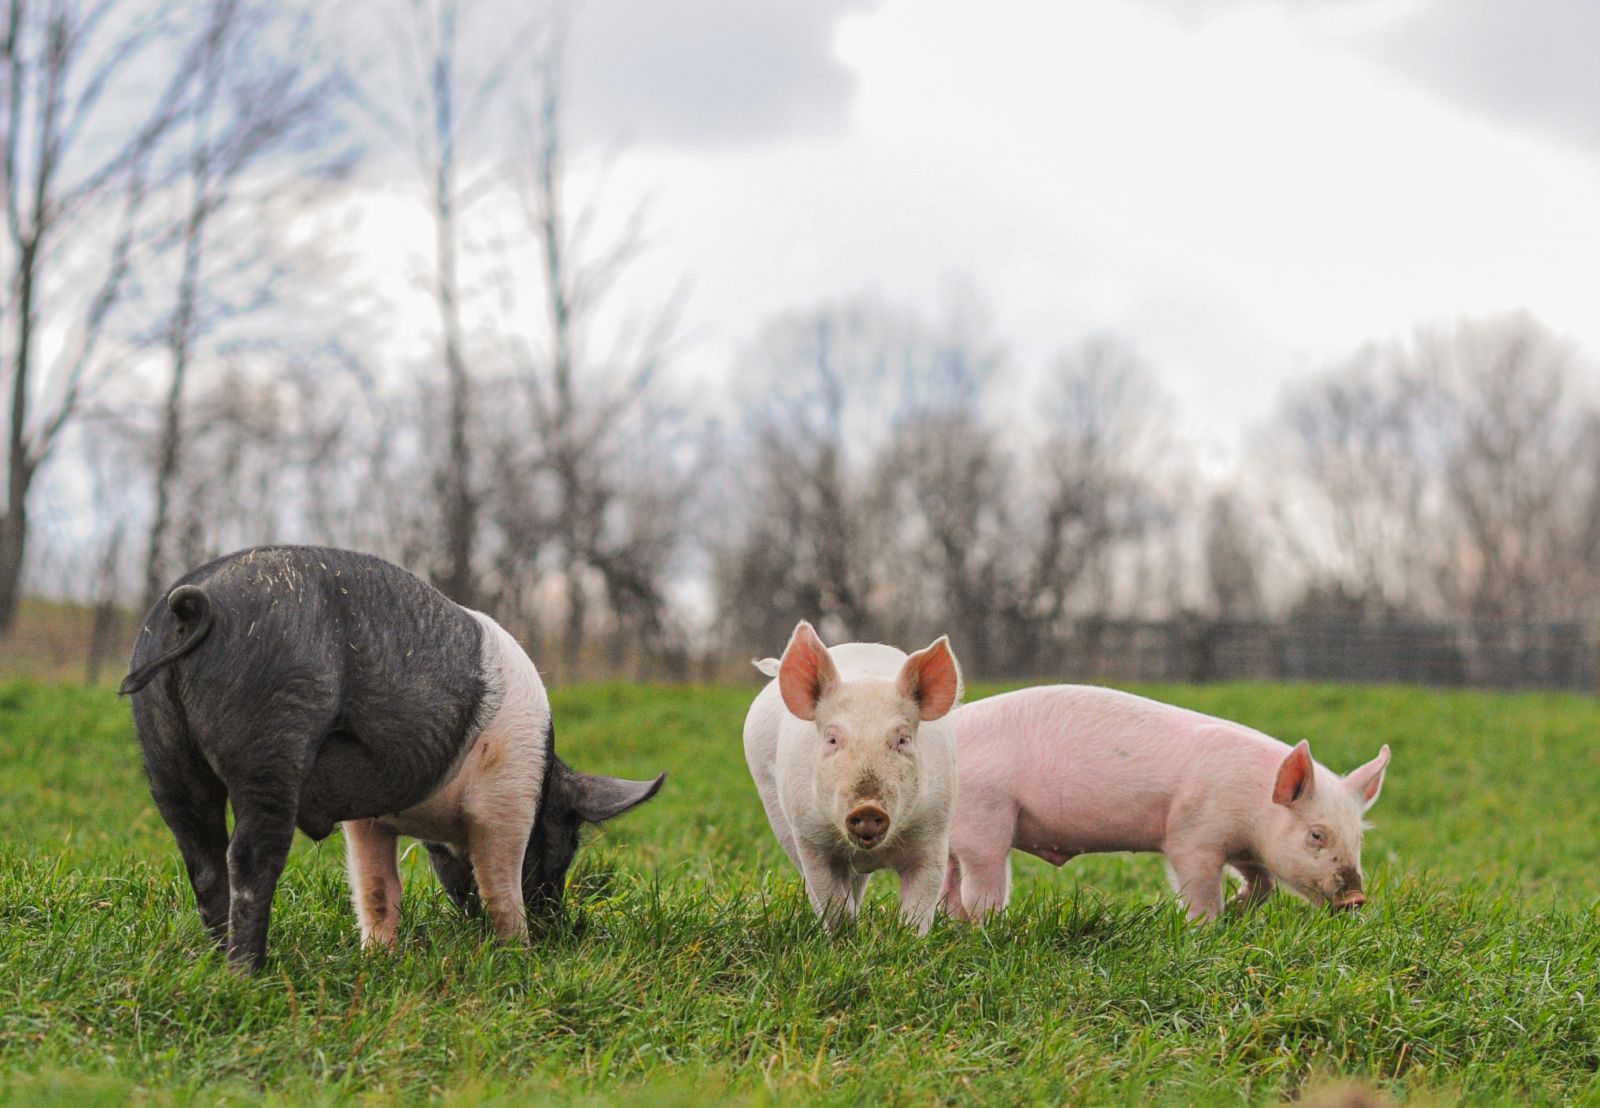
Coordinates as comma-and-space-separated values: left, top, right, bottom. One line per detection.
146, 743, 232, 946
217, 694, 337, 973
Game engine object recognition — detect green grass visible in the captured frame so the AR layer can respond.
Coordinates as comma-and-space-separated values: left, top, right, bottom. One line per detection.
2, 679, 1599, 1105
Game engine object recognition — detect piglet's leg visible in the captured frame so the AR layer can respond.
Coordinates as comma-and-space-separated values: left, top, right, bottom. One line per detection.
1228, 862, 1275, 915
467, 815, 535, 943
797, 842, 864, 933
954, 845, 1012, 922
896, 849, 950, 935
212, 694, 342, 973
145, 748, 232, 947
1165, 845, 1226, 922
343, 820, 403, 949
941, 856, 967, 921
225, 792, 301, 973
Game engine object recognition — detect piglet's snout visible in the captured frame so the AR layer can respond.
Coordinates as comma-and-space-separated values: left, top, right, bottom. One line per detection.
1330, 865, 1365, 911
1332, 890, 1366, 911
845, 803, 890, 849
1332, 889, 1366, 911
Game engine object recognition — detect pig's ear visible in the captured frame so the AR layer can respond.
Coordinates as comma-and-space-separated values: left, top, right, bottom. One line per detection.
570, 770, 666, 823
1345, 744, 1390, 813
779, 621, 838, 721
1272, 741, 1316, 807
897, 635, 963, 722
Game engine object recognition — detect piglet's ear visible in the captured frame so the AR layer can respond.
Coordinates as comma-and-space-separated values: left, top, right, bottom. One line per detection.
897, 635, 963, 722
779, 621, 839, 721
1272, 741, 1316, 807
570, 770, 666, 823
1345, 744, 1390, 813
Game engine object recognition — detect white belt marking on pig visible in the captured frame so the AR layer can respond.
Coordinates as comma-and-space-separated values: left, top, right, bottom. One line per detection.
372, 610, 551, 852
402, 615, 509, 804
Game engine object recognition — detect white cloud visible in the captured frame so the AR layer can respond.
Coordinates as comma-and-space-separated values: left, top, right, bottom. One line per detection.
567, 0, 878, 147
575, 0, 1600, 463
333, 0, 1600, 466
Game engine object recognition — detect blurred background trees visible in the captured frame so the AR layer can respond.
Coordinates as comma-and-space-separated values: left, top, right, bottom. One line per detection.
8, 0, 1599, 688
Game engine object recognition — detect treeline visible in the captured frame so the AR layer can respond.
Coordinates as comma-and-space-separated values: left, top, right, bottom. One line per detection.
710, 305, 1600, 677
13, 2, 1600, 681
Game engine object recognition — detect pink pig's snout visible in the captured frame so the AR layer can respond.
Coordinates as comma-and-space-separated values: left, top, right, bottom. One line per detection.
1330, 865, 1365, 911
845, 803, 890, 849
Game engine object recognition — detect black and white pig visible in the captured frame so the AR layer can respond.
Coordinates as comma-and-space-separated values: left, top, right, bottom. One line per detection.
122, 545, 664, 972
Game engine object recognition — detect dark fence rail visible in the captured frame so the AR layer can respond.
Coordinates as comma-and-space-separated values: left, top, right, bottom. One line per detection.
1037, 617, 1597, 692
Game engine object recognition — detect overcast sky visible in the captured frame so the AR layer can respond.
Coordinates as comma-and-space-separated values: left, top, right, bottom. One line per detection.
538, 0, 1600, 464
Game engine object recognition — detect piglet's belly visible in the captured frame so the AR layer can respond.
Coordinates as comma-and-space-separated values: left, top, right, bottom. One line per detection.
1013, 799, 1167, 858
374, 794, 466, 848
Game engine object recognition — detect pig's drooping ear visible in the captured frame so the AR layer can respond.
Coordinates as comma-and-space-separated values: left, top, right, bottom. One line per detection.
1345, 744, 1390, 813
1272, 741, 1316, 807
569, 769, 666, 823
897, 635, 963, 722
779, 620, 839, 721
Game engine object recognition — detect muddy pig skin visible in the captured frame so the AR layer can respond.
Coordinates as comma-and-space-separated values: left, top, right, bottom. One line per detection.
943, 685, 1390, 921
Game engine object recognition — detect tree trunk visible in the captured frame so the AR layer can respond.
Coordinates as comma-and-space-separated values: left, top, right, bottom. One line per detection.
0, 362, 29, 633
0, 236, 40, 635
436, 184, 475, 607
142, 189, 207, 610
0, 501, 27, 633
142, 352, 187, 609
430, 5, 476, 610
563, 550, 586, 682
85, 522, 125, 684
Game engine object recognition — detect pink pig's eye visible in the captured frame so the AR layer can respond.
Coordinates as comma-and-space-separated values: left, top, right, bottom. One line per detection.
824, 728, 839, 746
895, 727, 911, 748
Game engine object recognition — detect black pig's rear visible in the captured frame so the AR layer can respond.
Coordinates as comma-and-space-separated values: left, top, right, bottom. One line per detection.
129, 546, 489, 833
129, 545, 664, 972
128, 546, 490, 970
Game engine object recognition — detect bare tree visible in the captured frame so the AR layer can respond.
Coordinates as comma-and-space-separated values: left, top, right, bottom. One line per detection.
1265, 313, 1600, 626
1262, 346, 1438, 613
862, 315, 1015, 671
1025, 338, 1178, 628
344, 0, 522, 609
497, 28, 689, 679
0, 0, 194, 631
1422, 314, 1599, 623
715, 320, 1188, 675
417, 0, 478, 608
167, 368, 293, 563
871, 403, 1014, 672
715, 301, 929, 655
83, 518, 122, 682
1202, 489, 1263, 619
140, 0, 343, 607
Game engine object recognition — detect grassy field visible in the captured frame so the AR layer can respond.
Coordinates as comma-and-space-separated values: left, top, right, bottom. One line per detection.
2, 679, 1599, 1104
